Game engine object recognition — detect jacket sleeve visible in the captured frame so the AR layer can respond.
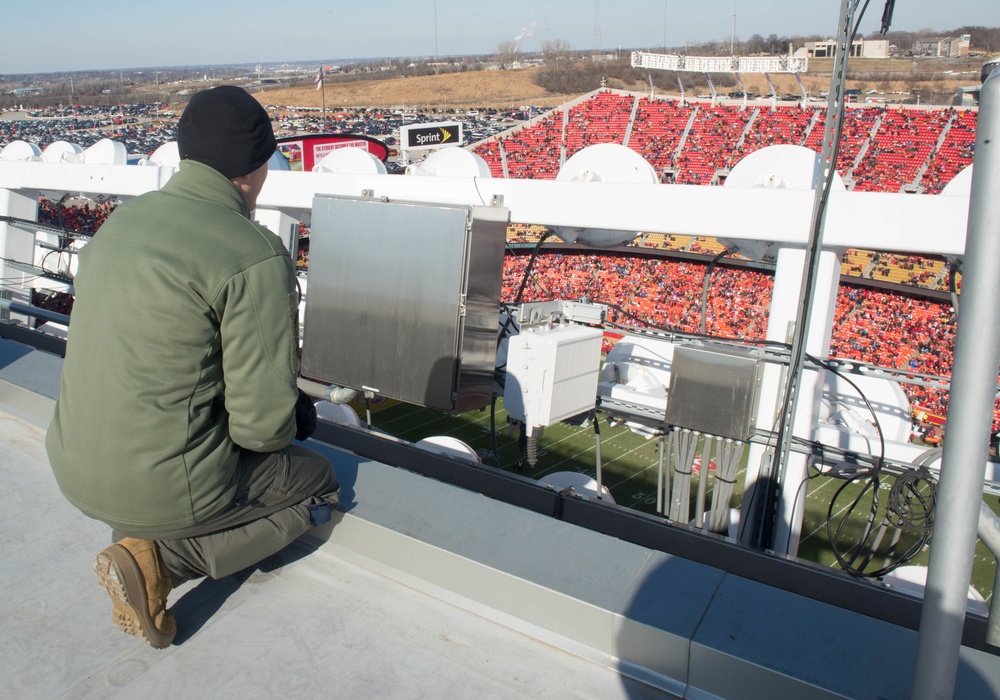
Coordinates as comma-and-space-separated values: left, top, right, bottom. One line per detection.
216, 253, 299, 451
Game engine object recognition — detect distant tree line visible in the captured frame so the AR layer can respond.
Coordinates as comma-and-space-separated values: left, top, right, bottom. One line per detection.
532, 55, 735, 95
525, 25, 999, 96
884, 26, 1000, 55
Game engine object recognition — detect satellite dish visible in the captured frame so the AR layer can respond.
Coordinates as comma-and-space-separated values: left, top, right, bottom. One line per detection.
82, 138, 128, 165
313, 147, 387, 174
414, 436, 481, 465
315, 401, 360, 427
881, 565, 989, 616
596, 336, 674, 437
937, 165, 973, 264
726, 144, 844, 191
538, 470, 615, 503
41, 141, 84, 163
556, 143, 659, 184
268, 149, 291, 171
406, 147, 492, 178
552, 144, 657, 248
146, 142, 181, 167
0, 140, 42, 161
982, 55, 1000, 84
722, 145, 845, 261
941, 164, 973, 197
819, 371, 911, 443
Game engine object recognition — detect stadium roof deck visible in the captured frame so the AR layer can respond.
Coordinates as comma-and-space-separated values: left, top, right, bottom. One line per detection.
4, 335, 1000, 699
0, 339, 668, 700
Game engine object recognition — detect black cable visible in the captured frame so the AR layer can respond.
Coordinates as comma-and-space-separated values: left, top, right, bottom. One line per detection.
495, 302, 519, 358
513, 229, 554, 305
807, 353, 886, 467
489, 395, 503, 471
785, 352, 887, 560
851, 0, 873, 44
880, 0, 896, 35
812, 351, 938, 577
38, 248, 69, 278
827, 470, 880, 572
758, 0, 875, 550
828, 470, 933, 579
496, 231, 552, 355
886, 467, 937, 533
699, 247, 733, 336
948, 260, 961, 320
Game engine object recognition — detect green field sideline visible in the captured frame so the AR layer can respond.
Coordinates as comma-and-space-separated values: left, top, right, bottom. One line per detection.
351, 396, 999, 601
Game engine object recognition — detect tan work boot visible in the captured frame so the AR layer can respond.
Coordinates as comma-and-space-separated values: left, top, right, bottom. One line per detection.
94, 538, 176, 648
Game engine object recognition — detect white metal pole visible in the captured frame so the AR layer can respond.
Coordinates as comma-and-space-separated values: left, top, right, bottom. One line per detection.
911, 69, 1000, 700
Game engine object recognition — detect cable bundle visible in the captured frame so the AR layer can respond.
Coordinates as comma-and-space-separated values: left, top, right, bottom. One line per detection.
826, 459, 938, 579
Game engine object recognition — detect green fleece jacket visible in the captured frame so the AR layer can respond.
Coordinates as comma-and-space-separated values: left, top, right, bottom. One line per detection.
46, 160, 300, 533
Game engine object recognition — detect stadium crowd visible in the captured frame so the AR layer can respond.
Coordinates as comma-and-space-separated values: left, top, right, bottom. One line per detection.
475, 93, 976, 193
502, 250, 985, 434
3, 94, 985, 436
37, 196, 116, 233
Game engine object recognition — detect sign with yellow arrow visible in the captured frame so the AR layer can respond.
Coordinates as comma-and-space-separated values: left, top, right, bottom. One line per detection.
400, 121, 463, 152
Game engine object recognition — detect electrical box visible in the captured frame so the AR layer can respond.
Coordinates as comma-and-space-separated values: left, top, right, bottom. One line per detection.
301, 195, 507, 412
665, 344, 764, 441
504, 324, 604, 431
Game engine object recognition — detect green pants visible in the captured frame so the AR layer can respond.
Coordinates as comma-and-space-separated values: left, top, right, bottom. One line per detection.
114, 445, 338, 585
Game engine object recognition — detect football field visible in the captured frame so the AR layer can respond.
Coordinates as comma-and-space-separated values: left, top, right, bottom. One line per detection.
352, 395, 998, 601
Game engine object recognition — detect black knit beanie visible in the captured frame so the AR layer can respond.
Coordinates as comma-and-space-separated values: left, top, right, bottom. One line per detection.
177, 86, 276, 179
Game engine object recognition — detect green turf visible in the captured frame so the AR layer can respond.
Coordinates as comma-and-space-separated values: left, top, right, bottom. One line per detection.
360, 396, 997, 601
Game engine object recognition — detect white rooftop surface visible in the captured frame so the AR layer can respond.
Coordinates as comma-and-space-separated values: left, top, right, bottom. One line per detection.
2, 407, 673, 699
4, 338, 1000, 699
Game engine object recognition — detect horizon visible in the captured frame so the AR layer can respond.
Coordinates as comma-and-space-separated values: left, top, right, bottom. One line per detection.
6, 37, 995, 82
2, 1, 996, 75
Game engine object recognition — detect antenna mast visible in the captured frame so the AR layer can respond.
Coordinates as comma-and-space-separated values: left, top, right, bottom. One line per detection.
593, 1, 602, 52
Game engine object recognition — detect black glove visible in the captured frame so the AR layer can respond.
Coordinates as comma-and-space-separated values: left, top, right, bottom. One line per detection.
294, 389, 317, 441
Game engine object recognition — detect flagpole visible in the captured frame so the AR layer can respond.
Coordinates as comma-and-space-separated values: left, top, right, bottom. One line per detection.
319, 63, 327, 124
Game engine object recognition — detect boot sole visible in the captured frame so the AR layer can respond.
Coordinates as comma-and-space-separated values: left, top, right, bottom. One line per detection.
95, 545, 176, 649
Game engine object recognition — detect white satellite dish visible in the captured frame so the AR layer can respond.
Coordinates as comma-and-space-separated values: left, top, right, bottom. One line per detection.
937, 164, 973, 263
0, 140, 42, 161
881, 565, 989, 616
819, 371, 912, 443
552, 143, 658, 248
268, 149, 291, 171
406, 147, 493, 178
83, 138, 127, 165
556, 143, 659, 185
41, 141, 84, 164
313, 147, 387, 174
146, 142, 181, 167
414, 436, 481, 465
597, 336, 674, 437
726, 144, 845, 191
538, 470, 615, 503
722, 145, 845, 261
315, 401, 360, 427
941, 164, 973, 197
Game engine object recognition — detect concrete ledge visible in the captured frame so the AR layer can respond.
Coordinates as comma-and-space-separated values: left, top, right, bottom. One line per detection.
4, 337, 999, 699
296, 438, 1000, 699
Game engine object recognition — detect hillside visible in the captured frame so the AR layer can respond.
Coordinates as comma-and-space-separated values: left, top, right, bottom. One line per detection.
255, 56, 982, 113
259, 67, 576, 112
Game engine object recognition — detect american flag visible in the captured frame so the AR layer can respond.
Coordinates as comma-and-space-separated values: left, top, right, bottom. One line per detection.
315, 65, 323, 91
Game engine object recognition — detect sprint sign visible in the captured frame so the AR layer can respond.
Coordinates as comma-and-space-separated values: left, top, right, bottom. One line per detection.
401, 122, 463, 151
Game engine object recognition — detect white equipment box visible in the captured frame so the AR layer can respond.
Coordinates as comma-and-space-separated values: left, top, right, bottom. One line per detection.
504, 324, 604, 431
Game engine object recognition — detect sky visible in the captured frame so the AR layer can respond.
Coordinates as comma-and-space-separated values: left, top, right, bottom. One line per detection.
3, 0, 996, 74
